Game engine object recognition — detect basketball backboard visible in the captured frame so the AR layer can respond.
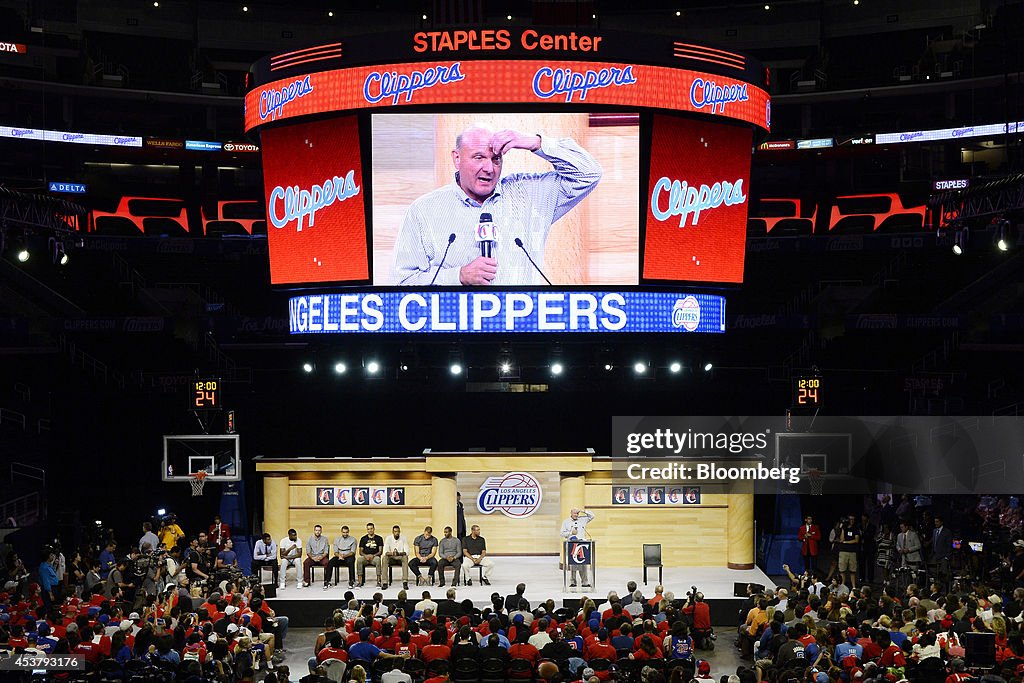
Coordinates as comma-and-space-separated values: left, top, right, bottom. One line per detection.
162, 435, 240, 482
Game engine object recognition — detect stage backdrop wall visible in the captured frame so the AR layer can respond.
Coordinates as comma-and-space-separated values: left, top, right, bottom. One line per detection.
255, 452, 754, 569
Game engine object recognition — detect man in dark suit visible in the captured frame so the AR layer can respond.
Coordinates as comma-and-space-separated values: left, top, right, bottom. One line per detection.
437, 587, 464, 618
457, 492, 467, 540
506, 583, 529, 614
930, 516, 953, 588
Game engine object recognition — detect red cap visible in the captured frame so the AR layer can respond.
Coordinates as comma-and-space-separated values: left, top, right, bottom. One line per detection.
846, 627, 858, 638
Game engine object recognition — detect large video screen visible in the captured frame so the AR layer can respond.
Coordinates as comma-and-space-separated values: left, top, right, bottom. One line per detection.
643, 114, 752, 284
260, 111, 752, 288
371, 112, 639, 287
260, 115, 368, 285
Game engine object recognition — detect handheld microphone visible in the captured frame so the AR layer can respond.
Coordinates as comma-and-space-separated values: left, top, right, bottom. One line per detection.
429, 233, 457, 286
476, 213, 496, 258
514, 237, 553, 285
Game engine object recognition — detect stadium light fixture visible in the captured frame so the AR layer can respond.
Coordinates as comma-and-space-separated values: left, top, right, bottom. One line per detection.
703, 362, 714, 372
334, 362, 347, 374
302, 362, 314, 373
366, 360, 380, 374
16, 248, 29, 263
551, 362, 564, 376
669, 361, 682, 374
156, 508, 166, 516
633, 361, 647, 375
450, 363, 463, 375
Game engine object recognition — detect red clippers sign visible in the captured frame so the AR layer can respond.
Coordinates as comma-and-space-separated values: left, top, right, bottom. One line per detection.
260, 115, 368, 284
643, 115, 751, 284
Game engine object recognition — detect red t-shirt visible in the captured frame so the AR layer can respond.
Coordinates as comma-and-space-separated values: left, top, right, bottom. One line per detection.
318, 646, 349, 663
508, 642, 540, 664
422, 644, 452, 663
396, 643, 418, 658
74, 641, 102, 664
586, 642, 617, 661
632, 649, 663, 660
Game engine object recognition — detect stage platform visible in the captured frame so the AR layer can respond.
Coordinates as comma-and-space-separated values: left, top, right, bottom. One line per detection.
265, 557, 775, 627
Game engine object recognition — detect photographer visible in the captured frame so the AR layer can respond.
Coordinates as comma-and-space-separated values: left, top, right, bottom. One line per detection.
184, 535, 211, 590
682, 588, 713, 649
133, 543, 166, 598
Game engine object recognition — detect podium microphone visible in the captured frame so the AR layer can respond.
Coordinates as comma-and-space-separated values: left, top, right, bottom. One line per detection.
514, 237, 552, 285
476, 213, 496, 258
429, 233, 457, 286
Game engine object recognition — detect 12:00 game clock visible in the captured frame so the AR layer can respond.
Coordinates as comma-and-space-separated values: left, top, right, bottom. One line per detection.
190, 378, 222, 411
793, 376, 823, 409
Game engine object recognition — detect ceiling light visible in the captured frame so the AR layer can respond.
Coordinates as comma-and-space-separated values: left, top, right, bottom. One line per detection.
669, 361, 682, 373
16, 249, 29, 263
366, 360, 380, 374
450, 363, 463, 375
703, 362, 713, 372
551, 362, 563, 376
633, 362, 647, 375
334, 362, 347, 374
302, 362, 314, 373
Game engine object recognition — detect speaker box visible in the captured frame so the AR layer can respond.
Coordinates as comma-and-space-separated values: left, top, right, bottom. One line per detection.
733, 582, 765, 597
262, 583, 277, 599
962, 631, 996, 667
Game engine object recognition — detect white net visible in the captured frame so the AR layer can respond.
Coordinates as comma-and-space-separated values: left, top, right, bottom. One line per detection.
190, 471, 208, 497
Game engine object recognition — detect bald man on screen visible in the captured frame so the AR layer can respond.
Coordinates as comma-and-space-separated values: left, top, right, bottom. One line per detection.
390, 124, 602, 286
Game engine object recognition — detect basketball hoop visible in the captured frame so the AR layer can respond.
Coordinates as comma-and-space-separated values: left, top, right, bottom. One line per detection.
808, 468, 824, 496
190, 471, 209, 497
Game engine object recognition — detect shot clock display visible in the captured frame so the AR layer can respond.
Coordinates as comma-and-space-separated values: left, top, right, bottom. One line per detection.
793, 376, 823, 408
191, 378, 222, 411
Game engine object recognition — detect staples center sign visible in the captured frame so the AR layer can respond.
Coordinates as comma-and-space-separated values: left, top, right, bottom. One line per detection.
0, 42, 27, 54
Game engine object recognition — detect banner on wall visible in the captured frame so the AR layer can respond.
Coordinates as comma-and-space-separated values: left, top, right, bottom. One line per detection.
315, 486, 406, 506
611, 485, 701, 505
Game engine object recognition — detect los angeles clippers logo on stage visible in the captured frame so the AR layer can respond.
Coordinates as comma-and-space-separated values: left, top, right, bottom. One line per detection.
353, 487, 369, 505
684, 486, 701, 504
667, 487, 682, 504
388, 487, 406, 505
612, 486, 630, 505
316, 487, 334, 505
632, 487, 647, 504
336, 488, 351, 505
648, 487, 665, 504
371, 488, 387, 505
477, 472, 543, 518
568, 541, 592, 565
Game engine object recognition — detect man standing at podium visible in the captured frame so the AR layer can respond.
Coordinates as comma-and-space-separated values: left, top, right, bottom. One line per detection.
560, 509, 595, 588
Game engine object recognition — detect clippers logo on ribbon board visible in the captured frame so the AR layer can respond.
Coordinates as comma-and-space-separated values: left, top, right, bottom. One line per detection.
260, 115, 368, 285
315, 486, 406, 506
567, 540, 593, 565
612, 486, 701, 505
643, 115, 751, 284
477, 472, 543, 518
245, 59, 770, 133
